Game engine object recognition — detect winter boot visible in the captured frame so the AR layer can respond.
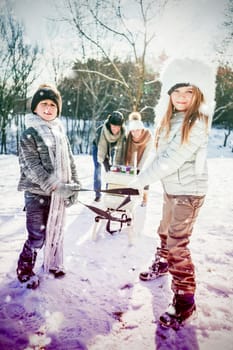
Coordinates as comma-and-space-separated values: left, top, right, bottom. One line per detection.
139, 248, 168, 281
49, 268, 66, 278
159, 293, 196, 330
16, 242, 37, 283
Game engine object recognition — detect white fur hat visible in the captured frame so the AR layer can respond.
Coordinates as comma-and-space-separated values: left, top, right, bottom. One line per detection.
128, 120, 144, 131
154, 58, 217, 122
128, 111, 144, 131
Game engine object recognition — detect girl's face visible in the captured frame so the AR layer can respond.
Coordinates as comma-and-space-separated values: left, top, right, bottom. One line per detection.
131, 129, 143, 140
34, 99, 58, 121
171, 86, 194, 112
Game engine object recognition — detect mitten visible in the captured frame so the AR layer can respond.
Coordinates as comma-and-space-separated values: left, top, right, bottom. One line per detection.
55, 183, 80, 199
103, 158, 111, 172
129, 177, 143, 190
64, 191, 79, 207
129, 177, 144, 197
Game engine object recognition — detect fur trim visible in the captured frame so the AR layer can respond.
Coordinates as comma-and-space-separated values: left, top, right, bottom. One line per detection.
155, 58, 217, 121
128, 111, 142, 121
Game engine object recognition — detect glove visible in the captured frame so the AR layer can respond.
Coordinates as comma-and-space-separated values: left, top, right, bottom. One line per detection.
103, 158, 111, 172
64, 191, 79, 207
129, 177, 143, 190
55, 182, 81, 199
129, 177, 144, 197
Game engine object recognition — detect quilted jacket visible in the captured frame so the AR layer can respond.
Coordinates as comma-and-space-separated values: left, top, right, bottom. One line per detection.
138, 112, 210, 196
18, 127, 78, 195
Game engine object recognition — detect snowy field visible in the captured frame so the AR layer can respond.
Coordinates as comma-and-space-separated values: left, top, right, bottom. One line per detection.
0, 128, 233, 350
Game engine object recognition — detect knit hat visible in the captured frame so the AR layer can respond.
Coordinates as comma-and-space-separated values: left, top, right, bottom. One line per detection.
108, 111, 124, 126
128, 111, 144, 131
155, 58, 217, 120
31, 84, 62, 117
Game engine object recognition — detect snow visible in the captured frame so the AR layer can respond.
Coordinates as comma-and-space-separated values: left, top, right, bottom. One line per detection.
0, 128, 233, 350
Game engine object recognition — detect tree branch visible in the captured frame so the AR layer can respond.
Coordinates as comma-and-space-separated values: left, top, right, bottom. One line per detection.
74, 69, 129, 88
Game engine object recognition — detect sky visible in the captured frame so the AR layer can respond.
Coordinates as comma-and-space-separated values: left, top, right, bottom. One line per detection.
0, 127, 233, 349
1, 0, 231, 93
11, 0, 232, 64
154, 0, 230, 61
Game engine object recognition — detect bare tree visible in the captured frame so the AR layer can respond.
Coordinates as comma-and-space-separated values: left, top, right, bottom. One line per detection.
222, 0, 233, 58
61, 0, 167, 113
59, 57, 131, 153
0, 4, 40, 153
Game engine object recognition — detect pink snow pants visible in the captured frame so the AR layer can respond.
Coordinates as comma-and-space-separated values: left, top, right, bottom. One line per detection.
157, 193, 205, 295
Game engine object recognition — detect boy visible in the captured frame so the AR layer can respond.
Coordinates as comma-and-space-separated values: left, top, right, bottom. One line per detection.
17, 84, 81, 288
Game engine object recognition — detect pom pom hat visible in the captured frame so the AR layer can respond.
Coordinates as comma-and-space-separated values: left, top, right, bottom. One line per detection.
155, 58, 217, 122
128, 111, 144, 131
31, 84, 62, 117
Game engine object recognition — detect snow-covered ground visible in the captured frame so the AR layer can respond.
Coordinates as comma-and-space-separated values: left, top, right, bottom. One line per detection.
0, 128, 233, 350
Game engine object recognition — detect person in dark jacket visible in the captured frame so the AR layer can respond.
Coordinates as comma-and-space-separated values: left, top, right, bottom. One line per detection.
17, 84, 81, 288
92, 111, 126, 201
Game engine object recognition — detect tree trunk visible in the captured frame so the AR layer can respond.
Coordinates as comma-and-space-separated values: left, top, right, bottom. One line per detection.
223, 128, 231, 147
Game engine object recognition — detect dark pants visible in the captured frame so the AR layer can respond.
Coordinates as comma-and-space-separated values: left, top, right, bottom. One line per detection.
157, 193, 205, 295
17, 192, 51, 274
92, 143, 110, 199
92, 143, 102, 199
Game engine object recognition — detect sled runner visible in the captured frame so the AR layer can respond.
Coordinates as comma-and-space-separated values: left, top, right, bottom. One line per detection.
91, 166, 141, 244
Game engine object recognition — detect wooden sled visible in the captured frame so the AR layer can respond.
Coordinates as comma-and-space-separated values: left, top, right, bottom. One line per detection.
92, 168, 141, 244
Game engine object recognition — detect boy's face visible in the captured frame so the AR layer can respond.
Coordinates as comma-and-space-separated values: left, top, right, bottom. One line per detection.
110, 124, 121, 135
34, 99, 58, 121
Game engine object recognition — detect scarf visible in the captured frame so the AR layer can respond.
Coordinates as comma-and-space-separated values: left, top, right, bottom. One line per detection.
97, 123, 126, 165
26, 114, 71, 272
125, 129, 151, 167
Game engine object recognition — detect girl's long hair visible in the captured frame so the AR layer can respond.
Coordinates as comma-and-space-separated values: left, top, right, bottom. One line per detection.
155, 86, 208, 148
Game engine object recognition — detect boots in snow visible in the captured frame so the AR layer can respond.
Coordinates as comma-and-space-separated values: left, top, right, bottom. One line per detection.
159, 293, 196, 330
49, 268, 66, 278
16, 242, 39, 288
139, 248, 168, 281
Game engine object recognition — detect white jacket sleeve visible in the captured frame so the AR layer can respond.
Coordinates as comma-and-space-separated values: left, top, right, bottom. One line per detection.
137, 119, 208, 188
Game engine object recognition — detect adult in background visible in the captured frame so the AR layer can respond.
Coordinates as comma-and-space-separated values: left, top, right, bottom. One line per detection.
125, 111, 153, 206
92, 111, 126, 202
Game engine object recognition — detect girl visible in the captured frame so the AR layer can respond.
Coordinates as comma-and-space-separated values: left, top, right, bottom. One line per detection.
125, 111, 153, 206
17, 84, 81, 288
130, 58, 216, 328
